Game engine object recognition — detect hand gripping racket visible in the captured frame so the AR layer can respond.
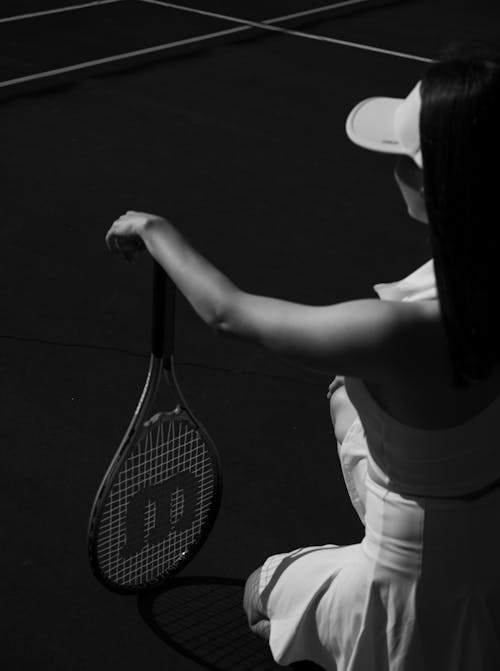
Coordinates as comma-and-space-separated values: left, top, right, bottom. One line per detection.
88, 261, 222, 593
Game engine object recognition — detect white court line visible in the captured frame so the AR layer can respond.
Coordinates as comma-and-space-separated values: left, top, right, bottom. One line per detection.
0, 24, 250, 89
0, 0, 125, 24
0, 0, 432, 90
146, 0, 386, 28
141, 0, 434, 63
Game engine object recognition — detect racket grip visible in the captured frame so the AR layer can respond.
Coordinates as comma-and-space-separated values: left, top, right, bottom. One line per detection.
152, 261, 176, 358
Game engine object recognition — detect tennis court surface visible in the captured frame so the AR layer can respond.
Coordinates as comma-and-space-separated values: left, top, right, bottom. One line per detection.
2, 1, 498, 669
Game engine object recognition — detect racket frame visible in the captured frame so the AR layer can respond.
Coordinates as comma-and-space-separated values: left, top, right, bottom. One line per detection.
87, 262, 222, 593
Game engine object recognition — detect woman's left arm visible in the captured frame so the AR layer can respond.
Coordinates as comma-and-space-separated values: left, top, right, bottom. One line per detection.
106, 211, 416, 379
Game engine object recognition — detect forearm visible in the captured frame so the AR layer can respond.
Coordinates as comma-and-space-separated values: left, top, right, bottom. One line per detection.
140, 217, 239, 330
139, 219, 296, 350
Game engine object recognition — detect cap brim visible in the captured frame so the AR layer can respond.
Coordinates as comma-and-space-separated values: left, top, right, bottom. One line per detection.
346, 96, 406, 155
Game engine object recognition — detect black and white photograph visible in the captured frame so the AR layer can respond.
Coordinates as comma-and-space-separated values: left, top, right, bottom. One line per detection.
2, 1, 500, 669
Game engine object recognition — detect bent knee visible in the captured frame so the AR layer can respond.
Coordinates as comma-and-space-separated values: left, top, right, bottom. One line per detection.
329, 386, 349, 417
329, 387, 358, 445
243, 567, 265, 624
243, 567, 270, 640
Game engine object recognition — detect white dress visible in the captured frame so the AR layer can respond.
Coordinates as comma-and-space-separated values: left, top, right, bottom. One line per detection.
258, 260, 500, 670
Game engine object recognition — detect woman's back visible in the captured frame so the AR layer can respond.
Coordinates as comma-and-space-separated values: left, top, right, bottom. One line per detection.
365, 298, 500, 431
344, 298, 500, 498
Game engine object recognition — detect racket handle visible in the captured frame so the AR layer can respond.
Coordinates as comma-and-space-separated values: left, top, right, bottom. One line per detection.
152, 261, 176, 359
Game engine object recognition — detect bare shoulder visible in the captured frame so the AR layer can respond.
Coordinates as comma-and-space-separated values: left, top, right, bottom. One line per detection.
375, 298, 446, 376
334, 297, 446, 381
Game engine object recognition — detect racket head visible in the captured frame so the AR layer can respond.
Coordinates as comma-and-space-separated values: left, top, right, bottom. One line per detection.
87, 362, 222, 594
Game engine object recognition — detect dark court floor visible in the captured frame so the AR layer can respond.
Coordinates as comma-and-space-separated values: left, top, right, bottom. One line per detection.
1, 1, 498, 669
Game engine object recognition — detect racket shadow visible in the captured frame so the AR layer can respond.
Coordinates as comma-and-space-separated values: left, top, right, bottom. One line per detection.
137, 576, 323, 670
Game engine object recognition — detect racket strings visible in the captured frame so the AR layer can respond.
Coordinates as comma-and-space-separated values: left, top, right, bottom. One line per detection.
96, 414, 218, 588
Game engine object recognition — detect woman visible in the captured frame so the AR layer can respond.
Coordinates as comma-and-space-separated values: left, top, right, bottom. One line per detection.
329, 79, 437, 524
106, 49, 500, 670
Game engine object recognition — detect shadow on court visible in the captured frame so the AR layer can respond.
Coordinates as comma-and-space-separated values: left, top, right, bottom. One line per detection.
138, 576, 322, 670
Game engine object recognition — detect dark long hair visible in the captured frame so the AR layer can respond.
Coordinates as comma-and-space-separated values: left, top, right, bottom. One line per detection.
420, 46, 500, 385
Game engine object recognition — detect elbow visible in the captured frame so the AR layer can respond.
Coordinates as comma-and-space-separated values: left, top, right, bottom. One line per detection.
208, 288, 244, 338
211, 319, 233, 338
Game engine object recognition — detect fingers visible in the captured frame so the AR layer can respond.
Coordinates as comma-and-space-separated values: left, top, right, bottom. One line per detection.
105, 210, 164, 261
105, 226, 145, 263
105, 230, 121, 255
106, 232, 128, 261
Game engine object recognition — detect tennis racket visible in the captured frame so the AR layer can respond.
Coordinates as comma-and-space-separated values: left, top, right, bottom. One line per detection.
88, 260, 222, 593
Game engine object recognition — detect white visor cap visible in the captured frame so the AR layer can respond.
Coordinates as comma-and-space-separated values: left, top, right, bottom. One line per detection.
345, 81, 423, 168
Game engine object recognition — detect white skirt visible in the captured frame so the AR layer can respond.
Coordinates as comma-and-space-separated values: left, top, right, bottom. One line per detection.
258, 421, 500, 670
